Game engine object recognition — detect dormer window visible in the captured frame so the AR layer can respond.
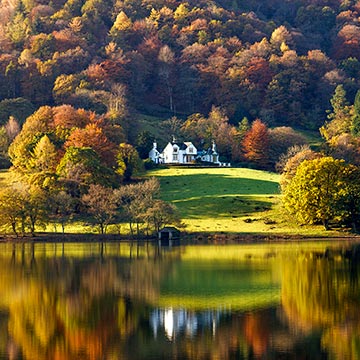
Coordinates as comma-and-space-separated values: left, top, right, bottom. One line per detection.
173, 147, 178, 153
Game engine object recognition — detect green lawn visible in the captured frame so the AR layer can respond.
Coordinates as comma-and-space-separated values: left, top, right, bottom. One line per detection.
146, 167, 346, 236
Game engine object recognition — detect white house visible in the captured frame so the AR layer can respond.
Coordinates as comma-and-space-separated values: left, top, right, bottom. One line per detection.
149, 142, 161, 164
197, 140, 220, 164
149, 139, 221, 165
161, 141, 197, 164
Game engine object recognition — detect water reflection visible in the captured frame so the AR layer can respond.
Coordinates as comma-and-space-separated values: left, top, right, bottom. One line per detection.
0, 242, 358, 359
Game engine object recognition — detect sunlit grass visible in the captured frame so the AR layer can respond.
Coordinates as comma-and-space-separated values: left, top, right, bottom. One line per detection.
146, 167, 345, 236
146, 167, 279, 232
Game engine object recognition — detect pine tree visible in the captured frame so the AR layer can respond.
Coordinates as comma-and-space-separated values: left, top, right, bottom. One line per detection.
351, 90, 360, 137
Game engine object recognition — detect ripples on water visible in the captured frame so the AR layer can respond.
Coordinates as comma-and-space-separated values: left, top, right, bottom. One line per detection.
0, 241, 358, 359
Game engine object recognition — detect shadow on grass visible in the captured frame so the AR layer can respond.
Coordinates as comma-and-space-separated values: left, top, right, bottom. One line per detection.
173, 195, 275, 218
158, 174, 279, 219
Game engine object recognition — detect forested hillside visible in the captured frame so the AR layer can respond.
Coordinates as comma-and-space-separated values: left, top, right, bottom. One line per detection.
0, 0, 359, 124
2, 0, 360, 233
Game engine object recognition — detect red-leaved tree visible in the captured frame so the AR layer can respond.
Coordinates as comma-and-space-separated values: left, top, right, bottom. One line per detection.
242, 119, 270, 169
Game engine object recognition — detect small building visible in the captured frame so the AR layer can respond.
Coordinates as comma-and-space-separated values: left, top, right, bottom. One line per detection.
149, 141, 161, 164
158, 226, 180, 246
197, 140, 220, 164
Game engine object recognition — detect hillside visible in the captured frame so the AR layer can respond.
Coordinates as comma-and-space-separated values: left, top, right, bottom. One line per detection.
0, 0, 359, 137
146, 167, 343, 236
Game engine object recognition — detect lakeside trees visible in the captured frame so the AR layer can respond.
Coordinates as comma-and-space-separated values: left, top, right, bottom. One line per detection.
282, 157, 360, 230
0, 99, 183, 237
279, 85, 360, 231
3, 0, 360, 233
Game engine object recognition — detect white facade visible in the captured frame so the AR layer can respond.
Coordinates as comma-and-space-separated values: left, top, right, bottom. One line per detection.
149, 140, 222, 165
149, 142, 161, 164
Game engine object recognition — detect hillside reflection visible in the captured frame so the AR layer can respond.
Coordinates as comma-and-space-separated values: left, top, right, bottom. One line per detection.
0, 242, 357, 359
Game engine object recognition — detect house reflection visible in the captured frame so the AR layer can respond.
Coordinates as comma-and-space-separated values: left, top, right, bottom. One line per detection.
150, 308, 223, 340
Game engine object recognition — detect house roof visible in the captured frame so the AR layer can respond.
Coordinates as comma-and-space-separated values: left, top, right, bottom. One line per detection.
159, 226, 180, 232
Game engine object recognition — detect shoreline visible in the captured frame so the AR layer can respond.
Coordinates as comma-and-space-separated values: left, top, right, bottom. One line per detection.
0, 231, 360, 244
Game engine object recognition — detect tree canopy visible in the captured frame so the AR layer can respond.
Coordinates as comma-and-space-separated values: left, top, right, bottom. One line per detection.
282, 157, 360, 230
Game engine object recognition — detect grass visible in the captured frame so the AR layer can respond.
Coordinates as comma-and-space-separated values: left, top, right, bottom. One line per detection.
0, 166, 353, 238
146, 167, 351, 236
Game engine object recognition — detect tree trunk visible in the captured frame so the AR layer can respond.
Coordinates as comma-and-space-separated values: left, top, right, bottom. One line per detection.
323, 219, 330, 230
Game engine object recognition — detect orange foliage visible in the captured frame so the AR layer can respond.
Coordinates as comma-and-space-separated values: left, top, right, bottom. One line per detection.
245, 57, 273, 88
53, 105, 90, 129
242, 119, 270, 168
65, 123, 117, 166
244, 313, 270, 358
52, 29, 86, 52
334, 24, 360, 60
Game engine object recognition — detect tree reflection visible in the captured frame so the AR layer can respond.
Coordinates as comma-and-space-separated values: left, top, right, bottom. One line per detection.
281, 252, 360, 359
0, 243, 359, 359
0, 243, 165, 360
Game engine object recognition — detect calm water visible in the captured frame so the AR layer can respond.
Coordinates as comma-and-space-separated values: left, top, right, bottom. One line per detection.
0, 241, 359, 359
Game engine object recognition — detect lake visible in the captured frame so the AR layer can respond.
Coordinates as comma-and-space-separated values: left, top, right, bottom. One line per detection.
0, 240, 359, 359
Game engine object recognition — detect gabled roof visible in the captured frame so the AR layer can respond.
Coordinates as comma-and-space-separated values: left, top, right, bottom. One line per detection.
159, 226, 180, 232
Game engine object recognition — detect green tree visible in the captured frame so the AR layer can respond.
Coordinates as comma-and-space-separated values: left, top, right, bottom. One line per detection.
116, 143, 143, 182
135, 130, 153, 159
57, 146, 116, 192
351, 89, 360, 137
6, 12, 31, 48
283, 157, 359, 230
320, 85, 353, 143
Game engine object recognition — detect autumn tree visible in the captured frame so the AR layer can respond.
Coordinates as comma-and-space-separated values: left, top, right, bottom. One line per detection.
29, 134, 58, 188
278, 145, 321, 190
56, 146, 116, 194
145, 199, 181, 233
47, 190, 76, 233
0, 183, 47, 236
157, 45, 175, 112
0, 186, 25, 236
268, 127, 307, 169
8, 106, 54, 174
283, 157, 360, 230
242, 119, 270, 169
65, 123, 117, 167
82, 184, 118, 234
5, 116, 20, 141
115, 177, 162, 235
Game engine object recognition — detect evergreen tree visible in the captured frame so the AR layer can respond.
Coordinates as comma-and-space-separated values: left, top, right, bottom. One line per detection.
351, 90, 360, 137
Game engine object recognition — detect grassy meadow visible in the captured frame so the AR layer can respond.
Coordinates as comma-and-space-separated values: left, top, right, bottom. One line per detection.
0, 167, 351, 237
146, 167, 347, 236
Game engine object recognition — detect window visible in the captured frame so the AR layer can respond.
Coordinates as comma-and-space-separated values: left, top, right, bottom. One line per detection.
173, 154, 178, 161
189, 147, 193, 153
